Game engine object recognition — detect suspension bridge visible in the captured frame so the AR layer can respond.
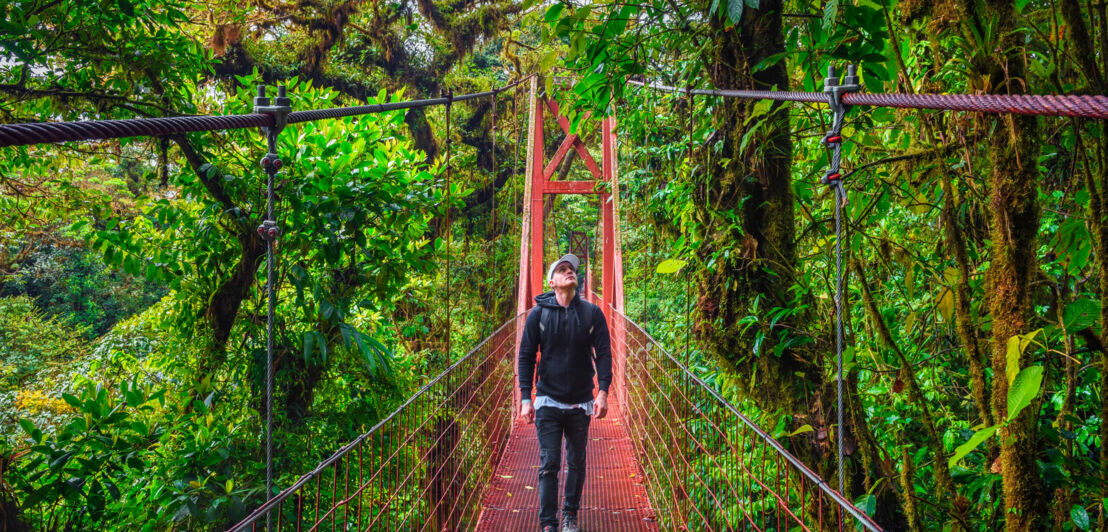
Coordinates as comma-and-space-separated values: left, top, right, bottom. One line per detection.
5, 68, 1107, 531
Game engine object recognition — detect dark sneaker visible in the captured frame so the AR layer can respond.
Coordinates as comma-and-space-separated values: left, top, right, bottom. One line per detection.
541, 526, 558, 532
561, 512, 579, 532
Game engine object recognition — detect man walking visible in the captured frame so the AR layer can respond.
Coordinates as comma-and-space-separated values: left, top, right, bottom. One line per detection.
518, 253, 612, 532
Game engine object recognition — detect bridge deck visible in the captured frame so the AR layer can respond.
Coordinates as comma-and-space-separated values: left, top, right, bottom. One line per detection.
475, 398, 659, 531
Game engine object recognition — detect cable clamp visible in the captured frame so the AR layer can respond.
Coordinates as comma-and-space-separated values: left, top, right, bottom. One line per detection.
254, 84, 292, 140
257, 220, 280, 241
254, 84, 291, 243
820, 65, 861, 204
259, 153, 283, 172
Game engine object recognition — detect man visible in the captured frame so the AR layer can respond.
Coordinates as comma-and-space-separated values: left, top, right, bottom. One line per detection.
518, 253, 612, 532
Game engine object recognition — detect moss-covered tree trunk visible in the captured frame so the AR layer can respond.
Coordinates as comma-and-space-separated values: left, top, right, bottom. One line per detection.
1084, 124, 1108, 532
697, 0, 812, 416
939, 172, 994, 428
972, 0, 1045, 527
1060, 2, 1108, 527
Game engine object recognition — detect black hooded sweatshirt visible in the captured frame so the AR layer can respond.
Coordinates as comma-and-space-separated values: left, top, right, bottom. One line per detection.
518, 291, 612, 404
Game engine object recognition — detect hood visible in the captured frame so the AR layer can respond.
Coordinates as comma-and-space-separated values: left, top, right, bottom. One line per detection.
533, 291, 583, 334
534, 291, 577, 309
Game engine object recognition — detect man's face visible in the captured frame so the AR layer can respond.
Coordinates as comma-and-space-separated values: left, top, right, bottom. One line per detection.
551, 262, 578, 290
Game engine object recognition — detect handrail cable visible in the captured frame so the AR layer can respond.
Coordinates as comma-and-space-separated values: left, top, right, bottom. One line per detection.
0, 75, 535, 148
4, 72, 1104, 150
630, 78, 1108, 119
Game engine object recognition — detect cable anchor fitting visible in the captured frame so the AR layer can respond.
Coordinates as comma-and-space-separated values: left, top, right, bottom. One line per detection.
255, 84, 292, 150
254, 84, 292, 242
820, 64, 861, 205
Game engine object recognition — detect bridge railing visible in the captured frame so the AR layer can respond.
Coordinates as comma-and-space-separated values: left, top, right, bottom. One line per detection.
608, 310, 883, 532
228, 312, 526, 532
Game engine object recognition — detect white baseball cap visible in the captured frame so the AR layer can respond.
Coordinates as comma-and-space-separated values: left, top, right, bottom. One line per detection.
547, 253, 580, 283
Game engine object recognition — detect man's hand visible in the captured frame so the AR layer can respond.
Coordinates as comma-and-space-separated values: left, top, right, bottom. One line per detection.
520, 400, 535, 424
594, 391, 608, 419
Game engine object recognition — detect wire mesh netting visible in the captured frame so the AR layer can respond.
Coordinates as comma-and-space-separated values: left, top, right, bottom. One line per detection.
228, 313, 526, 532
608, 311, 883, 532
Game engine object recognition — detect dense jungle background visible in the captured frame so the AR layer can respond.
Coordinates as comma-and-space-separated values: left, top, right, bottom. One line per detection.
2, 0, 1108, 529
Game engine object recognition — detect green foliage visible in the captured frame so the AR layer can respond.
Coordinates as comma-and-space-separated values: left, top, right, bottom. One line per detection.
1063, 299, 1100, 332
656, 258, 687, 274
1073, 505, 1091, 530
546, 0, 1108, 528
0, 245, 165, 337
1, 0, 209, 122
11, 378, 255, 530
1007, 366, 1044, 421
0, 296, 89, 392
949, 425, 999, 468
7, 0, 1108, 528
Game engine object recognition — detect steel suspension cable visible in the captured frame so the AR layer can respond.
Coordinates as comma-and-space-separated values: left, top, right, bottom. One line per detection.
629, 78, 1108, 119
264, 126, 277, 532
252, 84, 291, 532
821, 66, 860, 506
0, 76, 535, 148
444, 91, 454, 360
834, 178, 845, 501
490, 89, 498, 334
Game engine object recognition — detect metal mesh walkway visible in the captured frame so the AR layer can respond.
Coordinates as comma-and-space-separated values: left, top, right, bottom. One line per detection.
475, 395, 659, 531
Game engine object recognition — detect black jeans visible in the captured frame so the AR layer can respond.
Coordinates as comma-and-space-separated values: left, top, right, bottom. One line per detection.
535, 406, 591, 527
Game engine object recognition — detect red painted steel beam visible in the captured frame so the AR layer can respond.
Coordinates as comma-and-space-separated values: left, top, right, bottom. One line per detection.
601, 116, 616, 319
529, 96, 546, 303
543, 133, 579, 180
544, 98, 603, 179
544, 180, 603, 194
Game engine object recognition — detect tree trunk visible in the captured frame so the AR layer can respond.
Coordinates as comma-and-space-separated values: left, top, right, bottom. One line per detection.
697, 0, 811, 405
1085, 124, 1108, 532
975, 1, 1045, 527
939, 172, 994, 428
697, 0, 841, 509
172, 136, 268, 365
853, 261, 953, 502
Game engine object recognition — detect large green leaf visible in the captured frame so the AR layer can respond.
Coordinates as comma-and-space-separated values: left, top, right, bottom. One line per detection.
727, 0, 744, 23
855, 494, 876, 517
1072, 505, 1090, 531
948, 424, 998, 468
544, 3, 565, 23
1007, 366, 1044, 421
1063, 299, 1100, 332
822, 0, 839, 30
1005, 329, 1041, 385
657, 259, 687, 274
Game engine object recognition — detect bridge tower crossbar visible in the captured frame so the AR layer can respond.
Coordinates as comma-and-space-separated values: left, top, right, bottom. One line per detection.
514, 78, 627, 412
